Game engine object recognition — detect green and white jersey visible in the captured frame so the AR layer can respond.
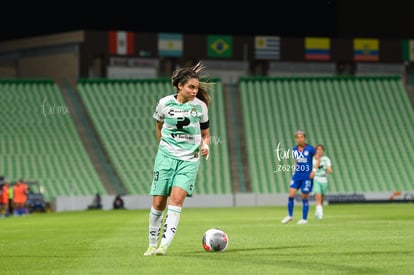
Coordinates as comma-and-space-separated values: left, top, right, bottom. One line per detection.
313, 155, 331, 183
153, 94, 209, 161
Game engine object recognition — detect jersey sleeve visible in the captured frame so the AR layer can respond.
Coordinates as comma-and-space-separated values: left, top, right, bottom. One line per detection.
152, 100, 164, 122
326, 157, 332, 167
200, 101, 208, 123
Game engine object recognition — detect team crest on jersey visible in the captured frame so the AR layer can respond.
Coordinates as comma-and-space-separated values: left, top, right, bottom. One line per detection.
190, 108, 198, 117
304, 151, 309, 156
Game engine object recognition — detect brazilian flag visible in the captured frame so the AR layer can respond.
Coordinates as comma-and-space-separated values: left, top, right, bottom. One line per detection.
207, 35, 232, 58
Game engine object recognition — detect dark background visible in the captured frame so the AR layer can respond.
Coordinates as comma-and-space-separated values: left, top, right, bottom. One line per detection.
1, 0, 413, 42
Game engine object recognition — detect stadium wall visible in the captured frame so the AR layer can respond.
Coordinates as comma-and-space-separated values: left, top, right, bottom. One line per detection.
1, 30, 412, 87
53, 192, 414, 212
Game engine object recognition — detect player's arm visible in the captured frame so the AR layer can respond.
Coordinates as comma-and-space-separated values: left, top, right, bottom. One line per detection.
309, 167, 316, 179
327, 165, 333, 174
327, 158, 333, 174
200, 127, 210, 158
291, 151, 297, 174
155, 121, 163, 143
313, 156, 321, 170
291, 160, 299, 176
310, 150, 319, 178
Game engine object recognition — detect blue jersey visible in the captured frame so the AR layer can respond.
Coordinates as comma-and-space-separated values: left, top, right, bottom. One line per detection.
291, 144, 316, 180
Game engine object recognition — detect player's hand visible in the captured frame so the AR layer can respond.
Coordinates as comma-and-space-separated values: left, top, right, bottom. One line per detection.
310, 171, 315, 179
201, 144, 210, 159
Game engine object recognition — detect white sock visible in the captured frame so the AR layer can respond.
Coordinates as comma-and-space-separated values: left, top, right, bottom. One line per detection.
148, 207, 164, 247
159, 205, 182, 248
316, 205, 323, 216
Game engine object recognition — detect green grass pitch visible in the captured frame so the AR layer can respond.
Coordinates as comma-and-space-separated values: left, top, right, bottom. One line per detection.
1, 203, 413, 274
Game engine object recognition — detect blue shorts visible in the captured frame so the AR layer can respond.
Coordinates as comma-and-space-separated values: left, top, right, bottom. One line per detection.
289, 178, 313, 194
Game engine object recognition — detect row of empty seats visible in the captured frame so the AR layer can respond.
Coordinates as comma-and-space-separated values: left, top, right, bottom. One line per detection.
239, 75, 414, 193
3, 75, 413, 199
77, 79, 232, 195
0, 80, 105, 200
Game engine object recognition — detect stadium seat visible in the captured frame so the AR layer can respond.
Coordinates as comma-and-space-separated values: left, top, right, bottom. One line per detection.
77, 79, 232, 195
0, 80, 105, 200
239, 75, 414, 193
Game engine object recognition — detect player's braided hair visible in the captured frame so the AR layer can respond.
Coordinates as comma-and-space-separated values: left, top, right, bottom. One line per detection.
171, 61, 215, 107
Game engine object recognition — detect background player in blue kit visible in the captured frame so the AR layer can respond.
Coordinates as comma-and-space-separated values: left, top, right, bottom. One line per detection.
281, 130, 318, 224
144, 62, 215, 256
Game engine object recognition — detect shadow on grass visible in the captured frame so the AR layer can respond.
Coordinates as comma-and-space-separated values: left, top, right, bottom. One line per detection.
180, 245, 312, 255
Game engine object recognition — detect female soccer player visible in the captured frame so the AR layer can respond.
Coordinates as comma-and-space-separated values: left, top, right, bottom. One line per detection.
313, 144, 333, 220
144, 62, 214, 256
281, 130, 317, 224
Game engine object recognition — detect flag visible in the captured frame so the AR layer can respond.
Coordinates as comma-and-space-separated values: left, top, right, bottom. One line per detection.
354, 38, 379, 61
158, 33, 183, 57
402, 39, 414, 62
255, 36, 280, 60
109, 31, 135, 56
305, 37, 331, 60
207, 35, 232, 58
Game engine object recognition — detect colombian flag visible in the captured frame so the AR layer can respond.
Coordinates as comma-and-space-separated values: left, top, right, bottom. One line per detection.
305, 37, 331, 61
354, 38, 379, 61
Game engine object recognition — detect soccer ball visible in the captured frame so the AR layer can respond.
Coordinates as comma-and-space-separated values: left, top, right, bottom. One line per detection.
202, 228, 229, 252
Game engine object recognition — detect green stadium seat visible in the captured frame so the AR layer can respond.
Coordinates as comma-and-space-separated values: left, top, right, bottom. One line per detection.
0, 80, 105, 200
239, 76, 414, 193
77, 79, 232, 195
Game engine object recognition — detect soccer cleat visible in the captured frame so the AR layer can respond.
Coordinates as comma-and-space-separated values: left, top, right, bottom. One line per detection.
154, 245, 168, 256
315, 213, 323, 220
297, 219, 308, 224
281, 216, 293, 224
143, 246, 157, 256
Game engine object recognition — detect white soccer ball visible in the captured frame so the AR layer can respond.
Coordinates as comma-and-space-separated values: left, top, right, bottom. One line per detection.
202, 228, 229, 252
